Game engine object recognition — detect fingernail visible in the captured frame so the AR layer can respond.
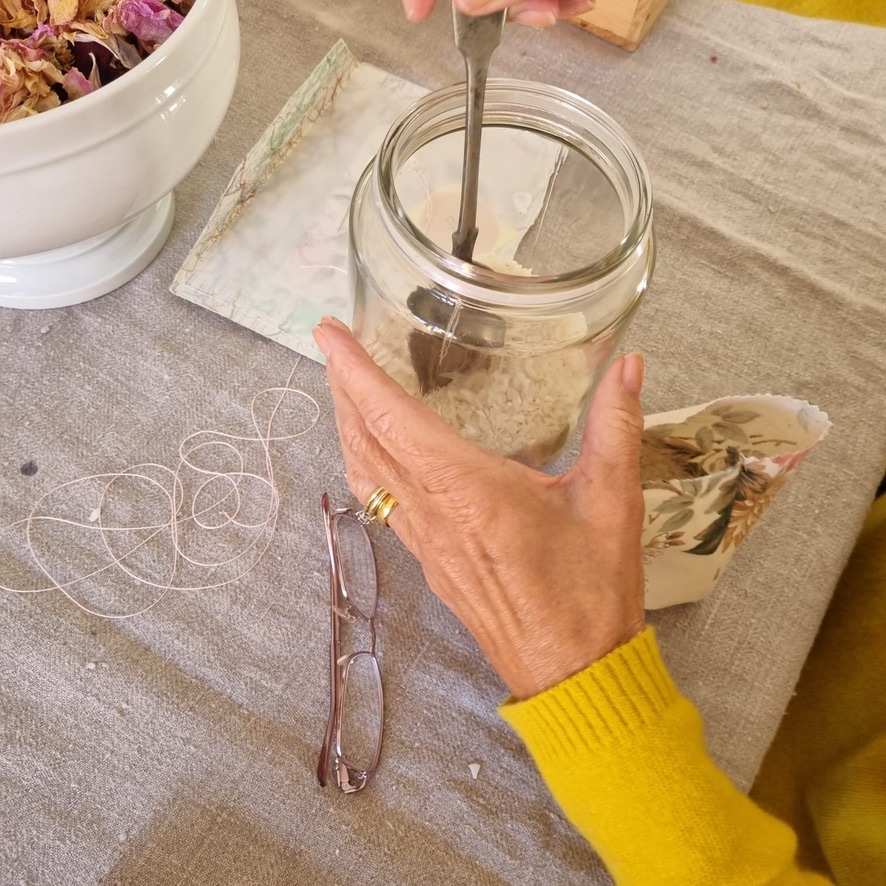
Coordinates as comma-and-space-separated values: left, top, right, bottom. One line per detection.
512, 9, 558, 27
622, 353, 645, 397
322, 315, 349, 332
313, 324, 330, 357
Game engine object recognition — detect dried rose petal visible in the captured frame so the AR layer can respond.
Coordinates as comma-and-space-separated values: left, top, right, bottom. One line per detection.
115, 0, 182, 47
0, 36, 64, 123
0, 1, 50, 35
62, 64, 94, 98
80, 0, 117, 17
65, 19, 141, 71
22, 21, 70, 57
29, 22, 60, 41
72, 37, 124, 83
48, 0, 79, 26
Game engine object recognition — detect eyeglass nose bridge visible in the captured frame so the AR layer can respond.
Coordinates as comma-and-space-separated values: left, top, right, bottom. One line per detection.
336, 608, 378, 657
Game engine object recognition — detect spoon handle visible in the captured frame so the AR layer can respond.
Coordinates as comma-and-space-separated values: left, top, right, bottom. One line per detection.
450, 5, 506, 263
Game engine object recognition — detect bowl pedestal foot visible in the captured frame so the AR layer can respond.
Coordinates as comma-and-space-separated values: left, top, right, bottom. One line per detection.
0, 192, 175, 310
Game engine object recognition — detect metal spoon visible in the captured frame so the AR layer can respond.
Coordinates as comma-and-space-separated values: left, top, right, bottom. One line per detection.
405, 4, 507, 394
450, 3, 506, 262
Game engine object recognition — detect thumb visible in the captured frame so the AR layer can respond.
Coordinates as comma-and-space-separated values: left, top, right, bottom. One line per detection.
570, 353, 645, 516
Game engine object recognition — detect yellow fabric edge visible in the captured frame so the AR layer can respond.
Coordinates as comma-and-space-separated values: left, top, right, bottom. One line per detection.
859, 490, 886, 541
738, 0, 886, 27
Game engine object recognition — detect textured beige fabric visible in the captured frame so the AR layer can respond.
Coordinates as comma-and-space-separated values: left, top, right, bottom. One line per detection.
1, 1, 885, 883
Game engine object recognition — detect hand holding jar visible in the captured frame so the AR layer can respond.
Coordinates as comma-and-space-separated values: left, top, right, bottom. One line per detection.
313, 316, 647, 701
403, 0, 595, 27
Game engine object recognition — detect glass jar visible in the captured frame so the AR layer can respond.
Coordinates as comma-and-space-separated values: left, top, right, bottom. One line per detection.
349, 80, 655, 468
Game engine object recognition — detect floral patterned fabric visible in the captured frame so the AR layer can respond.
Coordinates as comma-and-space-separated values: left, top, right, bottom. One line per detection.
641, 396, 830, 608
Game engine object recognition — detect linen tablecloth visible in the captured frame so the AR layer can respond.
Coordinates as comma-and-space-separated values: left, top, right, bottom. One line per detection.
2, 1, 885, 883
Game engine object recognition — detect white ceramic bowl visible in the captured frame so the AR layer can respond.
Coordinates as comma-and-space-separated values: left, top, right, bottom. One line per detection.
0, 0, 240, 309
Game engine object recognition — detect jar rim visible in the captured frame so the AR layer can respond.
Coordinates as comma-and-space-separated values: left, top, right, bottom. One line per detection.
374, 78, 654, 301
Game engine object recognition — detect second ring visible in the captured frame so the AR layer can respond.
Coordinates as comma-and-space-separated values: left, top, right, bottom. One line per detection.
364, 486, 399, 527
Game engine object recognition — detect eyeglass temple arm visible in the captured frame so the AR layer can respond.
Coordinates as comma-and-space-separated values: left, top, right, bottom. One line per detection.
317, 528, 343, 787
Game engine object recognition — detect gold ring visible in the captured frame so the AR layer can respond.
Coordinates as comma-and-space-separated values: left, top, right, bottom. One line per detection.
364, 486, 398, 527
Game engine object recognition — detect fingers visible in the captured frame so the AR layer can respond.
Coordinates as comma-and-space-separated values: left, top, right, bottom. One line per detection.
329, 382, 398, 501
349, 471, 413, 541
314, 319, 435, 548
314, 318, 481, 478
457, 0, 557, 23
405, 0, 595, 25
570, 353, 646, 524
315, 325, 409, 496
507, 0, 561, 27
456, 0, 594, 24
333, 406, 414, 542
402, 0, 436, 21
558, 0, 595, 16
456, 0, 529, 14
329, 402, 407, 536
320, 352, 416, 542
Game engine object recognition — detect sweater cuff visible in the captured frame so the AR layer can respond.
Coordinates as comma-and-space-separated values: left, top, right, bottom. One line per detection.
499, 626, 680, 763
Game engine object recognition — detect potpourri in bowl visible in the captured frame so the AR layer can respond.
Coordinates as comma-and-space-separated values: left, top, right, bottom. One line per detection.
0, 0, 239, 309
1, 0, 193, 124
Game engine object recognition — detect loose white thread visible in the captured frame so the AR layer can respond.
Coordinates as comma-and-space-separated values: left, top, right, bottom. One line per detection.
1, 362, 319, 618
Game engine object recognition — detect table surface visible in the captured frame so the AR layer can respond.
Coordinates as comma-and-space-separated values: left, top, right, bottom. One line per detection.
2, 1, 885, 884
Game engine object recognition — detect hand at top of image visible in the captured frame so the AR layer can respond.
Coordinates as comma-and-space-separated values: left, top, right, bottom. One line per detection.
403, 0, 595, 28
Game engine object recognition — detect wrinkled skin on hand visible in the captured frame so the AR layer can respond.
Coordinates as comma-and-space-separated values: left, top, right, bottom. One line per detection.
314, 317, 646, 701
403, 0, 595, 28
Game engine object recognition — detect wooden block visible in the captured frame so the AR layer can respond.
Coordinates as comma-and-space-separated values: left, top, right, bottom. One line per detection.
569, 0, 671, 52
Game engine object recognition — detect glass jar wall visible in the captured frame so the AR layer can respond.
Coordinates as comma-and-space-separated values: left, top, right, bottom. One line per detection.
349, 80, 655, 467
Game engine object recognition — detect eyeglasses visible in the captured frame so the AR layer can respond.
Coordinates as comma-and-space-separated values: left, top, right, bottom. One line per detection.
317, 493, 384, 793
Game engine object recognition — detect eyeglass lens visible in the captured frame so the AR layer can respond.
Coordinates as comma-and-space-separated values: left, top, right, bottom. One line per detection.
339, 650, 383, 778
333, 513, 378, 617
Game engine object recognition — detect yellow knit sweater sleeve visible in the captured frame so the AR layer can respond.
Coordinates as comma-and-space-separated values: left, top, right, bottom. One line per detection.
500, 627, 832, 885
